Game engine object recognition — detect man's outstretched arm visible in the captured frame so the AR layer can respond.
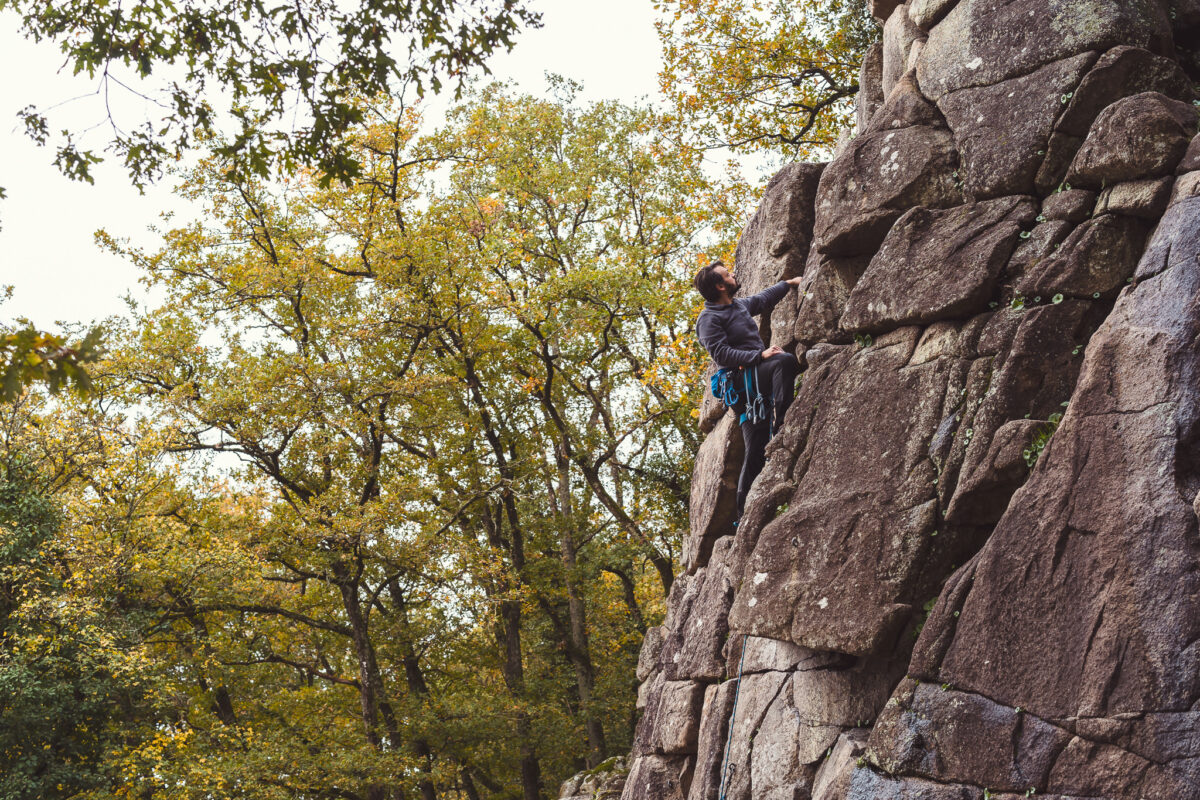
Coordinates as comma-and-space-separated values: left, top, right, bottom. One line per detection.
743, 276, 803, 316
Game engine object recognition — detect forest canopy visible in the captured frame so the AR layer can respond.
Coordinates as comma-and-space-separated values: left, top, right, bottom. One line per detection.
1, 85, 747, 799
0, 2, 873, 797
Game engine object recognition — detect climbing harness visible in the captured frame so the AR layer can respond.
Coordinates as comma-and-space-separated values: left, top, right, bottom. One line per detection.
717, 634, 749, 800
710, 366, 773, 433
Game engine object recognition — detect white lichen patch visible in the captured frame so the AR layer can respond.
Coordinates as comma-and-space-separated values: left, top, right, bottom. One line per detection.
749, 597, 758, 608
818, 597, 829, 609
754, 571, 768, 585
965, 56, 983, 70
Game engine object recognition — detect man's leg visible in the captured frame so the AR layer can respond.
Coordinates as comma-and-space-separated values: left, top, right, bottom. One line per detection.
737, 416, 771, 519
759, 353, 800, 433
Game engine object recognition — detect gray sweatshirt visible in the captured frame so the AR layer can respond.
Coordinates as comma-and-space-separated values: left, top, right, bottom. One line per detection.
696, 281, 791, 369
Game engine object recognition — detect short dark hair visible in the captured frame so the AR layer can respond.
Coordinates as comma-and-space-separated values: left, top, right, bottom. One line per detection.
694, 261, 726, 303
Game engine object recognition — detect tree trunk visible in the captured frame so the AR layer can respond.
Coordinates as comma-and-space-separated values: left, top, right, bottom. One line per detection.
555, 452, 607, 767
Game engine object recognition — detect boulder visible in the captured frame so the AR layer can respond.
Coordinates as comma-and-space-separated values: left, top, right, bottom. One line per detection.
882, 7, 924, 98
1039, 188, 1095, 222
1066, 91, 1199, 188
937, 52, 1097, 199
1004, 219, 1073, 279
846, 769, 987, 798
560, 758, 628, 800
724, 635, 849, 677
925, 198, 1200, 770
1093, 175, 1174, 219
686, 682, 735, 800
733, 161, 823, 350
917, 0, 1172, 102
1172, 171, 1200, 206
942, 301, 1100, 524
1033, 46, 1196, 193
811, 730, 871, 800
621, 755, 693, 800
653, 681, 708, 755
792, 252, 870, 346
857, 42, 886, 133
1015, 213, 1150, 299
727, 327, 950, 656
698, 362, 728, 434
940, 417, 1044, 524
684, 415, 741, 573
1054, 46, 1197, 140
869, 0, 903, 23
637, 626, 664, 682
908, 0, 956, 30
841, 197, 1036, 333
865, 72, 945, 135
734, 162, 824, 296
662, 539, 735, 681
869, 682, 1071, 792
1180, 134, 1200, 174
716, 669, 842, 800
813, 124, 962, 256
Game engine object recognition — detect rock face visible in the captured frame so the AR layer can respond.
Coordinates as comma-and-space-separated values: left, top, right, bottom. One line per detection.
603, 2, 1200, 800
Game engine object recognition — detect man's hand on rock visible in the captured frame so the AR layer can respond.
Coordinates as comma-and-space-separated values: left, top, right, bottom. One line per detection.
785, 276, 803, 286
761, 346, 784, 360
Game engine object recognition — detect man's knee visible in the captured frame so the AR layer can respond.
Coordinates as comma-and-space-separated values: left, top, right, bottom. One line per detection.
778, 352, 800, 376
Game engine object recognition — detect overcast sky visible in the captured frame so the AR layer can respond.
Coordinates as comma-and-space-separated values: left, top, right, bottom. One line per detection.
0, 2, 663, 332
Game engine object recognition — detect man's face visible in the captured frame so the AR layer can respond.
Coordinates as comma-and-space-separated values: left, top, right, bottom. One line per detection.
715, 266, 739, 297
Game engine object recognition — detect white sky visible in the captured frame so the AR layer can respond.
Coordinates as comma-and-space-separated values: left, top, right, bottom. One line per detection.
0, 1, 664, 332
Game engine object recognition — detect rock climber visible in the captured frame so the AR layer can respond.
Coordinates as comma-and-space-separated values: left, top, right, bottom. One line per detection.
694, 260, 802, 521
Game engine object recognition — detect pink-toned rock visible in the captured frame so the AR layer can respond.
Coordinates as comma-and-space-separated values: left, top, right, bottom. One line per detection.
1039, 188, 1095, 222
874, 197, 1200, 793
621, 755, 693, 800
698, 363, 727, 435
662, 539, 735, 681
882, 7, 924, 98
917, 0, 1172, 102
1015, 213, 1151, 299
685, 682, 734, 800
857, 42, 886, 133
937, 52, 1097, 199
1066, 91, 1199, 188
1093, 175, 1174, 219
1179, 134, 1200, 174
791, 251, 870, 346
841, 197, 1036, 333
734, 163, 824, 295
908, 0, 956, 30
813, 124, 962, 257
684, 416, 741, 573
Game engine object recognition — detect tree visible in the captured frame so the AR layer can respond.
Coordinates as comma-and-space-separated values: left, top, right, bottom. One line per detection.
1, 0, 540, 189
0, 322, 102, 402
655, 0, 877, 160
0, 442, 154, 799
75, 84, 740, 798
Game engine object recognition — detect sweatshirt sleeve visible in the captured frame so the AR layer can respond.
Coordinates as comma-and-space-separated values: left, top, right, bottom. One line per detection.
697, 313, 761, 368
743, 281, 791, 317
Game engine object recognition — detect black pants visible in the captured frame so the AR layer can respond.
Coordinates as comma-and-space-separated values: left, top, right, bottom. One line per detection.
736, 353, 800, 517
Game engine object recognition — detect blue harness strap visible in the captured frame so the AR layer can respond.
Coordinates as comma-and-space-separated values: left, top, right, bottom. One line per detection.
711, 364, 773, 433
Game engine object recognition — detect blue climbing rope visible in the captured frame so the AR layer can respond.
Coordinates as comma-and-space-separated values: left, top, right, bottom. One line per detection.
717, 634, 749, 800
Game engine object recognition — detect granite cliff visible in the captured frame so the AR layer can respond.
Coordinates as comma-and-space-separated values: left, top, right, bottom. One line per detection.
578, 0, 1200, 798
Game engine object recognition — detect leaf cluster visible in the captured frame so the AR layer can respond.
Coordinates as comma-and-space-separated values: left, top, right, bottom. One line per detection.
655, 0, 877, 160
2, 0, 541, 188
0, 323, 103, 403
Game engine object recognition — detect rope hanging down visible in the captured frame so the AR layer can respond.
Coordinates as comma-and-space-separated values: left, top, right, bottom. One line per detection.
717, 634, 749, 800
